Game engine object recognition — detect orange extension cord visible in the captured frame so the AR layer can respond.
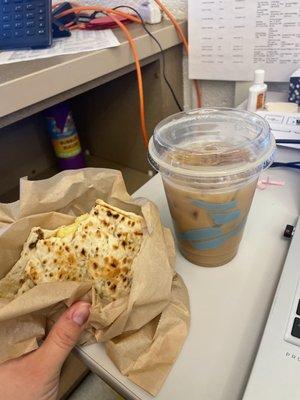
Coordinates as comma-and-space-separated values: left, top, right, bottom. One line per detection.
107, 13, 148, 148
54, 5, 142, 23
53, 1, 202, 147
54, 5, 148, 146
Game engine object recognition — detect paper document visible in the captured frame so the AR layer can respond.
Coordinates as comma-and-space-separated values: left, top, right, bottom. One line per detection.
0, 29, 120, 64
189, 0, 300, 82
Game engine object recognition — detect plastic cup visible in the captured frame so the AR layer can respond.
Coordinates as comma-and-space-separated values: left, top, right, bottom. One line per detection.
148, 108, 276, 267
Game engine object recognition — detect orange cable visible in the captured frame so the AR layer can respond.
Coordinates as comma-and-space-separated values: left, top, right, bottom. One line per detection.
53, 2, 201, 109
54, 5, 142, 24
52, 4, 148, 147
153, 0, 202, 108
107, 13, 148, 147
68, 23, 83, 30
154, 0, 188, 53
65, 21, 75, 27
55, 3, 206, 145
194, 80, 202, 108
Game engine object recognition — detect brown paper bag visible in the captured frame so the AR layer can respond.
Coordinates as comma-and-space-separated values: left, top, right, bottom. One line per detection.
0, 168, 190, 395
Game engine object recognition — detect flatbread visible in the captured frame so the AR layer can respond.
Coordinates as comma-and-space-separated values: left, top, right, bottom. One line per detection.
0, 200, 144, 302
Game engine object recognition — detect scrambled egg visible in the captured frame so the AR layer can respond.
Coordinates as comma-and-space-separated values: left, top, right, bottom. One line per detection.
56, 214, 89, 238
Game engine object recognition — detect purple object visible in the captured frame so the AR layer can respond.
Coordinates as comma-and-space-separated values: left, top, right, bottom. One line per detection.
58, 153, 86, 170
45, 103, 85, 170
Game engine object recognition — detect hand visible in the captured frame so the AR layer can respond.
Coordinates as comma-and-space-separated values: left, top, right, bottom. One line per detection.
0, 301, 90, 400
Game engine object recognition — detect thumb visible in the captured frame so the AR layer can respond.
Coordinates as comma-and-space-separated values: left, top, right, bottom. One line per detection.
38, 301, 90, 370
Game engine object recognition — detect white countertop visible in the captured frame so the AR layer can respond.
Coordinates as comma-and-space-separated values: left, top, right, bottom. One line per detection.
78, 148, 300, 400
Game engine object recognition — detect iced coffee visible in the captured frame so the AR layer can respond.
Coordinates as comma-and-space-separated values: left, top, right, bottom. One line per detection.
148, 108, 276, 267
163, 174, 257, 267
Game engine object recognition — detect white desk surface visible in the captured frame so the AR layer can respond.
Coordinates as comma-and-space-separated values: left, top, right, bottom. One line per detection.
78, 149, 300, 400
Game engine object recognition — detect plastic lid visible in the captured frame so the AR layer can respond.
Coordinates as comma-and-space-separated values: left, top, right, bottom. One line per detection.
148, 108, 276, 184
254, 69, 265, 84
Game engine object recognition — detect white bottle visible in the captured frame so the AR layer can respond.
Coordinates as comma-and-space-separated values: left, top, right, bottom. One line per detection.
247, 70, 267, 112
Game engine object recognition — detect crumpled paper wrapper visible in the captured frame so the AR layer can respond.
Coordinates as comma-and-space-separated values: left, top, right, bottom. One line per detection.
0, 168, 190, 396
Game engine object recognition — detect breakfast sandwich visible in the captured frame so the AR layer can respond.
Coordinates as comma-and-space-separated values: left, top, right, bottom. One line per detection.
0, 200, 144, 302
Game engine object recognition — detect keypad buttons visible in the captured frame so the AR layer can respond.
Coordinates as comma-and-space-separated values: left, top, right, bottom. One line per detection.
14, 30, 24, 37
26, 28, 35, 35
2, 5, 11, 12
0, 0, 51, 48
2, 31, 12, 38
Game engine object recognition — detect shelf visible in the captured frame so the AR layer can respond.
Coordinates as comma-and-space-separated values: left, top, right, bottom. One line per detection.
0, 20, 186, 127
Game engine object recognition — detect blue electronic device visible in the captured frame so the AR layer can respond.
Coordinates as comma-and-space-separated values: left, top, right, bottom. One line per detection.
0, 0, 52, 49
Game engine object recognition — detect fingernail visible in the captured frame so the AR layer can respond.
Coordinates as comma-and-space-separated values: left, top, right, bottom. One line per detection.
71, 303, 91, 326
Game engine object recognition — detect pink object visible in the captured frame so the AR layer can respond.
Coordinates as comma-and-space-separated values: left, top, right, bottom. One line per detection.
257, 176, 285, 190
86, 15, 131, 30
257, 181, 267, 190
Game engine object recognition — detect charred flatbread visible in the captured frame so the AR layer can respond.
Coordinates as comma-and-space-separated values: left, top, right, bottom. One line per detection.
0, 200, 144, 302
